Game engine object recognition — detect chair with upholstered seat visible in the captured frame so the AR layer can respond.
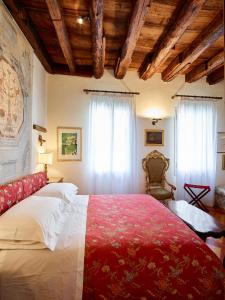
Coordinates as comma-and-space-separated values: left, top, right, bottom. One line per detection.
142, 150, 176, 201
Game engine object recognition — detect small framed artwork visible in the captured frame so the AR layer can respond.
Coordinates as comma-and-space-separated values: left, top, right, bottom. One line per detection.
145, 129, 164, 146
222, 155, 225, 170
57, 127, 82, 161
217, 132, 225, 153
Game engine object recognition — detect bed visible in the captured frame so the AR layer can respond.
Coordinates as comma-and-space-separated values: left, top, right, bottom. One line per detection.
0, 172, 224, 300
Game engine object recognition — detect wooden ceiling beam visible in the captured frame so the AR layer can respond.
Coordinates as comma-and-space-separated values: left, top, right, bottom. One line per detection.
3, 0, 52, 73
162, 11, 223, 81
114, 0, 151, 79
45, 0, 75, 74
139, 0, 206, 80
90, 0, 105, 79
206, 66, 224, 85
185, 50, 224, 83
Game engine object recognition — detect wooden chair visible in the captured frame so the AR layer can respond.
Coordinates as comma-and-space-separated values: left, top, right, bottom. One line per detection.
142, 150, 176, 200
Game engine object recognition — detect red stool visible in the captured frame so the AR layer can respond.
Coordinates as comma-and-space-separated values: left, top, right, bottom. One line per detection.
184, 183, 210, 212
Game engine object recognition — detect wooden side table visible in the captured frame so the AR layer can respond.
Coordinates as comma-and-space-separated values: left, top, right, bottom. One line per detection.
47, 177, 64, 184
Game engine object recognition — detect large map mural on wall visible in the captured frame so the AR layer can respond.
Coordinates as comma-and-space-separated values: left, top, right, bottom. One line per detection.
0, 59, 24, 138
0, 1, 32, 183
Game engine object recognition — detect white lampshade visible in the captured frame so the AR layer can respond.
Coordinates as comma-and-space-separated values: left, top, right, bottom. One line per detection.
38, 152, 53, 165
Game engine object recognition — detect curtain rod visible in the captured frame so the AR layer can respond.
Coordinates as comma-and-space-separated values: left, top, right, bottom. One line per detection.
171, 94, 222, 100
83, 89, 140, 95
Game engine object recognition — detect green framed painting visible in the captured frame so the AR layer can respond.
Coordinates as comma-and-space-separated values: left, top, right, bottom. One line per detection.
57, 127, 82, 161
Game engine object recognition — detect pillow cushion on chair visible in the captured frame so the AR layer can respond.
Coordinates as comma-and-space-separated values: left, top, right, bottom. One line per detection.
149, 188, 172, 200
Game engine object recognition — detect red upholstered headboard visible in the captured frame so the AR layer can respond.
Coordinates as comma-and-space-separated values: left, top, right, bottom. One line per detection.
0, 172, 47, 215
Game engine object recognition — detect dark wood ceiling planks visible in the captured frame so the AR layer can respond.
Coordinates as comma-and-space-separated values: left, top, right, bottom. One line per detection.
3, 0, 224, 84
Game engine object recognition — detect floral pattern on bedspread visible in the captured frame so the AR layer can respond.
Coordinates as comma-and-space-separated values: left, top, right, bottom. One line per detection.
83, 195, 224, 299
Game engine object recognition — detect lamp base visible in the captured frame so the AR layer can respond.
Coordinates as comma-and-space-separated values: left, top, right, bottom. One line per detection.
44, 164, 49, 180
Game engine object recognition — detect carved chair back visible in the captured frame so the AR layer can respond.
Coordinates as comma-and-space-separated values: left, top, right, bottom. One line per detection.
142, 150, 169, 188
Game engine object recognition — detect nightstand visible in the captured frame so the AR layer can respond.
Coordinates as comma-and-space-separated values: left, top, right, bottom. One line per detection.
47, 177, 64, 184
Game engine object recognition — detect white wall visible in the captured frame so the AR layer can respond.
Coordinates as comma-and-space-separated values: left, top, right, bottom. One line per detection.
31, 54, 47, 173
47, 70, 224, 194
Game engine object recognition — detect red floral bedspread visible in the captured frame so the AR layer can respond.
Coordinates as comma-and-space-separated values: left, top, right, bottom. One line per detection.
83, 195, 224, 299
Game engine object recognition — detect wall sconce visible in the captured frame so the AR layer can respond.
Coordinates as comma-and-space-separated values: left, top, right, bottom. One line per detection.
152, 118, 161, 126
38, 135, 46, 146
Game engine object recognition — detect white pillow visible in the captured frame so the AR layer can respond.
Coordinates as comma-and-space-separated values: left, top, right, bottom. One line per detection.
0, 196, 66, 251
34, 183, 78, 203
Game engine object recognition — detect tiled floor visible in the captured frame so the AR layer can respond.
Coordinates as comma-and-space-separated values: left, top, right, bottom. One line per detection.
205, 206, 225, 265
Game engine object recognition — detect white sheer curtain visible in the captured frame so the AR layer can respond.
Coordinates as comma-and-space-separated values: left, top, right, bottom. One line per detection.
176, 98, 217, 206
88, 94, 137, 194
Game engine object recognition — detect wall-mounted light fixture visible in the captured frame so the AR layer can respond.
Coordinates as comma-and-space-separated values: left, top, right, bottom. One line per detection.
152, 118, 161, 126
33, 124, 47, 133
38, 135, 46, 146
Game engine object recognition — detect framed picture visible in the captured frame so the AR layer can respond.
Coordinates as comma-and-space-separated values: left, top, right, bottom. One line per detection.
217, 132, 225, 153
145, 129, 164, 146
57, 127, 82, 161
222, 155, 225, 170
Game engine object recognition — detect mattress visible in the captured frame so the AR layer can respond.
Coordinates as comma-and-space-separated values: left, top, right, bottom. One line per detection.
0, 194, 224, 300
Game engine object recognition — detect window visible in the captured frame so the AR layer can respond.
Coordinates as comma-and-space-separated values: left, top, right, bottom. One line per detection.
176, 98, 217, 205
88, 95, 136, 194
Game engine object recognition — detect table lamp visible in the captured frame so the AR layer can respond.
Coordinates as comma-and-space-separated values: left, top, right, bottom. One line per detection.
38, 152, 53, 178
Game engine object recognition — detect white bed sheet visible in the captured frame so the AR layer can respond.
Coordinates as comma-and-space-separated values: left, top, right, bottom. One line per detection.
0, 195, 89, 300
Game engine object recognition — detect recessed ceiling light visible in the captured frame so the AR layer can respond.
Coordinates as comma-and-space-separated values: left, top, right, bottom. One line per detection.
77, 17, 83, 25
